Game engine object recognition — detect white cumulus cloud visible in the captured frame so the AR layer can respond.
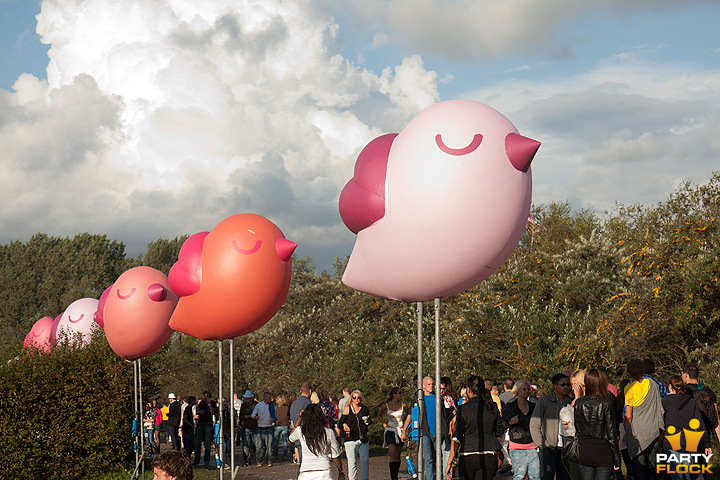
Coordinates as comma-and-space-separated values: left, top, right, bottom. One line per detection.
0, 0, 441, 268
464, 60, 720, 213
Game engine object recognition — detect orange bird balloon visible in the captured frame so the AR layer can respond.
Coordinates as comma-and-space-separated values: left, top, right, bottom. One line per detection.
168, 213, 297, 340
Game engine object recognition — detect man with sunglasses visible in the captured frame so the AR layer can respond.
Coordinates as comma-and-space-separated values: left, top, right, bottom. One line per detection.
530, 373, 573, 480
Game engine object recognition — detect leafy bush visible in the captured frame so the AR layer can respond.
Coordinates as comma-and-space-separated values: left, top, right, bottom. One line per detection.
0, 334, 134, 479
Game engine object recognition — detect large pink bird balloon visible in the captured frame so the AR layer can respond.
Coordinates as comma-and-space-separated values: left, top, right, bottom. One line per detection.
339, 100, 540, 301
168, 213, 297, 340
23, 316, 55, 352
51, 297, 100, 346
96, 266, 178, 361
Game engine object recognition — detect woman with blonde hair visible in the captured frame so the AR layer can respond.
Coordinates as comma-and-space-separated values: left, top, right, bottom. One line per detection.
571, 369, 586, 402
338, 390, 371, 480
560, 370, 586, 443
501, 380, 539, 480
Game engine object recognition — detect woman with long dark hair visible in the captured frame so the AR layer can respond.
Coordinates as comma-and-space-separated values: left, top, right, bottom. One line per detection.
573, 368, 621, 480
378, 387, 411, 480
288, 403, 344, 480
445, 375, 506, 480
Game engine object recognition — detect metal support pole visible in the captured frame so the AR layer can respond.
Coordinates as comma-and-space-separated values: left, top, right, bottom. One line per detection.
139, 357, 145, 480
417, 301, 424, 480
219, 340, 224, 479
230, 338, 235, 476
434, 298, 442, 480
133, 360, 139, 468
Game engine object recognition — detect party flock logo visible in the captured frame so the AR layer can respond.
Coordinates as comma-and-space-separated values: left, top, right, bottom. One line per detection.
656, 418, 713, 475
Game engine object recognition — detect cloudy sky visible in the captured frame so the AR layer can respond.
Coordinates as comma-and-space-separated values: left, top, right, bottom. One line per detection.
1, 0, 718, 272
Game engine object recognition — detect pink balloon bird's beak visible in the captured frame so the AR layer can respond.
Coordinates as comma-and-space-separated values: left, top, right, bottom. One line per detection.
505, 133, 541, 172
275, 237, 298, 262
147, 283, 168, 302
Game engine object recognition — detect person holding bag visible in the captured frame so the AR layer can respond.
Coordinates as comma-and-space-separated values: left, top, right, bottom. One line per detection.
337, 389, 371, 480
445, 376, 506, 480
502, 380, 540, 480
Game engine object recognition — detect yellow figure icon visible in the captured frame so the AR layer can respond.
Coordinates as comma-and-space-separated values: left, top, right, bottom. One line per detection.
665, 425, 683, 451
683, 418, 705, 453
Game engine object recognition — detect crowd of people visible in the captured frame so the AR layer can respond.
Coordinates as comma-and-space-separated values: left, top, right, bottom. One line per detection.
420, 360, 716, 480
142, 359, 719, 480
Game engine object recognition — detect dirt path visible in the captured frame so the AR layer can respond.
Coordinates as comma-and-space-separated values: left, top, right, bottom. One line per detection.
194, 452, 410, 480
192, 451, 514, 480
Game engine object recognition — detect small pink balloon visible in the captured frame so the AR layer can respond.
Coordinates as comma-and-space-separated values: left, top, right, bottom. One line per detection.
51, 298, 100, 346
100, 266, 178, 360
23, 316, 55, 352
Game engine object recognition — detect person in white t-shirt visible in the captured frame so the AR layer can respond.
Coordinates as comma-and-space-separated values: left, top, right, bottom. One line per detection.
289, 403, 344, 480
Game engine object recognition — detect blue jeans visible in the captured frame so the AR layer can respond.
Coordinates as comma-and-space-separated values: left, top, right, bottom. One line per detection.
580, 465, 614, 480
345, 439, 370, 480
194, 423, 213, 465
243, 427, 257, 461
422, 434, 437, 480
167, 426, 180, 450
273, 425, 289, 458
664, 449, 701, 480
442, 437, 451, 473
256, 426, 273, 463
509, 449, 541, 480
145, 428, 157, 450
295, 440, 303, 463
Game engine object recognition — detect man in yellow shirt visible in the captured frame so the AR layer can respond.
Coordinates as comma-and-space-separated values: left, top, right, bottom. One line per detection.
624, 358, 664, 480
485, 379, 503, 411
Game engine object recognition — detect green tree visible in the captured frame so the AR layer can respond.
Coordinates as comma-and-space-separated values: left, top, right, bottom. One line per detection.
137, 236, 189, 275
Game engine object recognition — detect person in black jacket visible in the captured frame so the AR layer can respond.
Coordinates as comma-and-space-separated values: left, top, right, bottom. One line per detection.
181, 396, 196, 459
445, 375, 506, 480
573, 368, 621, 480
502, 380, 539, 480
662, 375, 711, 479
167, 393, 182, 451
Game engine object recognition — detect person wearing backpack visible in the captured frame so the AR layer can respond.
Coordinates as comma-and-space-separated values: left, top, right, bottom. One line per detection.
681, 363, 720, 441
661, 375, 711, 479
